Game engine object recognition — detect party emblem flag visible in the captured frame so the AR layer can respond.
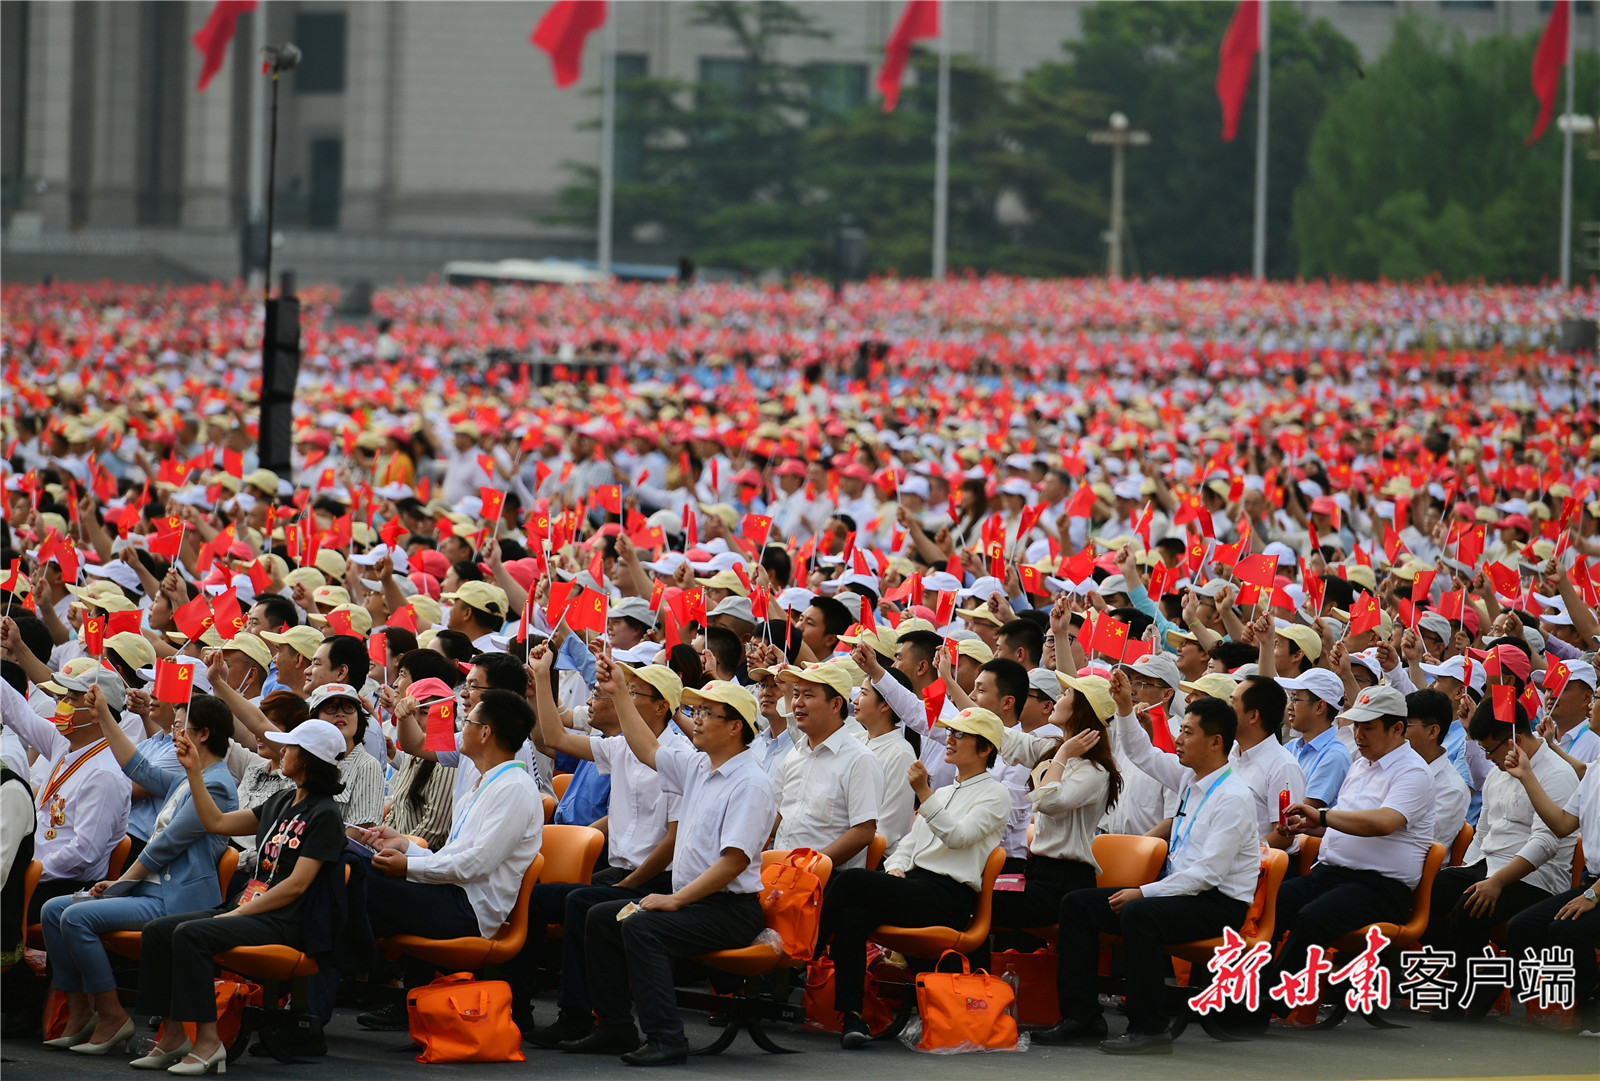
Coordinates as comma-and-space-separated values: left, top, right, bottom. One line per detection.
84, 616, 104, 656
173, 595, 215, 640
1348, 591, 1380, 636
424, 699, 458, 752
152, 658, 194, 704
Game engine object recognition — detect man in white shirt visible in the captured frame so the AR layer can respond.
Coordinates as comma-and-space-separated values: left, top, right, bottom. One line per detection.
845, 645, 918, 850
1406, 689, 1470, 847
1424, 695, 1579, 1019
355, 689, 543, 1029
1227, 676, 1306, 850
1266, 685, 1436, 1018
1539, 658, 1600, 771
772, 665, 881, 869
1040, 687, 1259, 1054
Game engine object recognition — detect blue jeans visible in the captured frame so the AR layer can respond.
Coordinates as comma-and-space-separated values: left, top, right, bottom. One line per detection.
40, 892, 166, 995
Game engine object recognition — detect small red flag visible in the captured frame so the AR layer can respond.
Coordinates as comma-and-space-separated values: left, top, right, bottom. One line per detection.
566, 586, 608, 634
424, 698, 458, 752
1234, 553, 1278, 589
327, 608, 356, 637
1348, 591, 1380, 636
1148, 704, 1176, 754
1436, 590, 1465, 623
923, 677, 946, 726
594, 485, 623, 515
479, 487, 507, 523
173, 594, 216, 641
531, 0, 609, 89
83, 615, 105, 657
1485, 562, 1520, 600
152, 658, 196, 704
1544, 660, 1571, 699
368, 632, 388, 668
741, 513, 773, 547
389, 603, 418, 632
105, 610, 142, 638
1491, 684, 1518, 726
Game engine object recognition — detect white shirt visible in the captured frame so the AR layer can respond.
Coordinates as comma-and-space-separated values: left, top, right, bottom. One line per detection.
1, 773, 36, 890
1, 681, 130, 883
773, 725, 883, 869
1562, 763, 1600, 878
1320, 742, 1436, 889
1101, 720, 1179, 836
998, 727, 1110, 870
884, 771, 1011, 891
873, 672, 959, 790
860, 729, 917, 849
1228, 734, 1307, 841
1554, 721, 1600, 765
1466, 743, 1579, 897
408, 760, 543, 937
1, 725, 29, 780
591, 728, 685, 872
992, 723, 1061, 858
654, 741, 775, 895
1427, 753, 1471, 847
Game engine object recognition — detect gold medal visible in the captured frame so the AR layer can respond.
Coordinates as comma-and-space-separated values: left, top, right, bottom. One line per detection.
43, 828, 56, 840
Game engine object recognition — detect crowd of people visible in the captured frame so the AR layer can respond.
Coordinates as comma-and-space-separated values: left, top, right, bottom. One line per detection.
0, 276, 1598, 1070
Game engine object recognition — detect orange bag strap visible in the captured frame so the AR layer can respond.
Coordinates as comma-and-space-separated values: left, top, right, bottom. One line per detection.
932, 949, 971, 975
787, 847, 823, 874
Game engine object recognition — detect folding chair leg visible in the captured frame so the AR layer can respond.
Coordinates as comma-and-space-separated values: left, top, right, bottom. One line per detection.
689, 1011, 742, 1057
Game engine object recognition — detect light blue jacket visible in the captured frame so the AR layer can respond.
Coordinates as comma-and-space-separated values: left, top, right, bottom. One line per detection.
124, 745, 239, 914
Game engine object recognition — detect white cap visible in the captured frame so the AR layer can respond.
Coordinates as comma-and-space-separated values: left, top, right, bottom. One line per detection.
1278, 668, 1345, 709
264, 719, 345, 765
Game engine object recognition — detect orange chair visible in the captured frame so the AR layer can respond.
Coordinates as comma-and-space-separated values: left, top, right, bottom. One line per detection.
1021, 834, 1169, 943
864, 833, 887, 872
1297, 834, 1321, 877
104, 847, 240, 962
379, 852, 545, 971
27, 836, 133, 949
676, 850, 835, 1055
1314, 842, 1448, 1029
552, 772, 573, 800
1449, 823, 1474, 867
537, 824, 605, 888
1165, 849, 1290, 1041
542, 793, 557, 824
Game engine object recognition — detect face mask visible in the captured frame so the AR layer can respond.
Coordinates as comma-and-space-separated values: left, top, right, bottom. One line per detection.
54, 699, 81, 733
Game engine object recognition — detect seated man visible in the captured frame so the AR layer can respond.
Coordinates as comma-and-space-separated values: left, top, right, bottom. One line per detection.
1039, 681, 1260, 1054
1264, 686, 1435, 1017
561, 657, 775, 1067
526, 652, 686, 1048
1406, 689, 1471, 847
771, 664, 881, 869
353, 689, 543, 1030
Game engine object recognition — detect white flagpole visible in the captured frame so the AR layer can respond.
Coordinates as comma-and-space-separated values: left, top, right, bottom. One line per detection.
1251, 0, 1269, 281
931, 1, 950, 281
1559, 3, 1574, 291
598, 11, 618, 277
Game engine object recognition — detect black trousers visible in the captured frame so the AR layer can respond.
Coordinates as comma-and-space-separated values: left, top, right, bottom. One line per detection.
1058, 886, 1248, 1035
816, 867, 976, 1015
528, 867, 670, 1015
1425, 861, 1552, 1010
364, 874, 478, 988
992, 855, 1098, 931
1260, 863, 1412, 1011
138, 907, 300, 1023
1505, 881, 1600, 1008
586, 892, 766, 1045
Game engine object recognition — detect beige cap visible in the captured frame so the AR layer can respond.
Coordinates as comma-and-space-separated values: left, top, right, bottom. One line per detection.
938, 706, 1005, 749
308, 603, 373, 636
311, 585, 351, 609
695, 570, 750, 597
262, 625, 323, 660
616, 662, 684, 711
1057, 673, 1115, 721
777, 663, 854, 699
1275, 623, 1322, 661
105, 631, 156, 670
839, 627, 898, 659
955, 638, 994, 664
440, 580, 510, 620
313, 550, 348, 581
221, 632, 272, 670
681, 680, 760, 731
1178, 672, 1239, 701
955, 605, 1003, 627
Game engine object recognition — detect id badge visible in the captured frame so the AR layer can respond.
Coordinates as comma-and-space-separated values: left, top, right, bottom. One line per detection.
238, 878, 271, 906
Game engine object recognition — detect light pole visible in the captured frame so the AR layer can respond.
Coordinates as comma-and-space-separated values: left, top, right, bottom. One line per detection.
259, 41, 300, 302
258, 41, 301, 482
1088, 112, 1149, 279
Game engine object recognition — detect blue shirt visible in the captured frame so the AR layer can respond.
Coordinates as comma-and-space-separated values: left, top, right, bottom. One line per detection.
1442, 720, 1481, 827
553, 759, 611, 827
126, 731, 178, 841
1286, 726, 1351, 807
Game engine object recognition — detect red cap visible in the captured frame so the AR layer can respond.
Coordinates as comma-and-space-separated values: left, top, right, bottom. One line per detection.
1493, 514, 1533, 535
773, 460, 807, 478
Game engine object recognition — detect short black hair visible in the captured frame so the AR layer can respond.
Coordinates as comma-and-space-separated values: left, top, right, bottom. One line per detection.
808, 596, 852, 638
702, 626, 744, 678
1186, 695, 1238, 755
398, 648, 461, 688
898, 630, 942, 668
186, 693, 235, 758
996, 620, 1044, 667
451, 560, 485, 585
252, 593, 300, 632
377, 626, 418, 659
1, 658, 26, 696
1468, 694, 1531, 739
979, 658, 1029, 719
431, 629, 476, 663
761, 547, 792, 590
1406, 688, 1454, 735
1207, 640, 1256, 671
1108, 607, 1153, 639
471, 651, 528, 695
1239, 675, 1287, 737
1319, 574, 1356, 612
476, 688, 536, 753
324, 635, 371, 688
9, 616, 52, 665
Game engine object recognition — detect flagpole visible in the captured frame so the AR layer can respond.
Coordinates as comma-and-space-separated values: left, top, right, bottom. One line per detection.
1559, 2, 1574, 291
597, 11, 617, 278
931, 1, 950, 281
1251, 0, 1269, 281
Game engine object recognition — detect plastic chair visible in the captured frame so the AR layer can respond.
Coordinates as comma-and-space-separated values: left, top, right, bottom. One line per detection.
379, 852, 544, 971
104, 847, 240, 961
1297, 834, 1320, 877
677, 850, 835, 1056
536, 824, 605, 887
864, 833, 887, 872
1165, 849, 1290, 1041
1449, 823, 1474, 867
552, 772, 573, 800
541, 793, 557, 824
1020, 834, 1169, 943
27, 836, 133, 949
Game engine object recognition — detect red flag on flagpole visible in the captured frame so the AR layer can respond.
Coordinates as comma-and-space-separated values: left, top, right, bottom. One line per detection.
424, 699, 458, 752
531, 0, 609, 89
877, 0, 939, 113
193, 1, 257, 92
152, 659, 196, 704
1216, 0, 1261, 142
1526, 0, 1571, 145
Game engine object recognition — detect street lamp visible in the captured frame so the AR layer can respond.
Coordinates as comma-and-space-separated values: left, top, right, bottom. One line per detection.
258, 41, 301, 482
1087, 112, 1149, 280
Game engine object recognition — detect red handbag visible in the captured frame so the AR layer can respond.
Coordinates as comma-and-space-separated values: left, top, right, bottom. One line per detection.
994, 948, 1060, 1026
802, 944, 898, 1033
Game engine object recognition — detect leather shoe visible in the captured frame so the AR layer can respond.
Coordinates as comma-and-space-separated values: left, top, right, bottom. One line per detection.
529, 1010, 595, 1049
559, 1025, 643, 1054
839, 1014, 872, 1050
621, 1038, 689, 1066
1033, 1018, 1109, 1045
356, 1002, 408, 1031
1099, 1031, 1173, 1055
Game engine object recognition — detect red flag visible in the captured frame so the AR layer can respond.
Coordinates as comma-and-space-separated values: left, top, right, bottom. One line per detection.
389, 603, 418, 632
1544, 660, 1571, 699
424, 698, 458, 752
212, 588, 245, 640
1066, 482, 1097, 519
326, 608, 356, 638
740, 513, 773, 548
1491, 684, 1518, 726
1486, 562, 1521, 600
750, 587, 770, 622
193, 0, 256, 92
479, 487, 507, 523
152, 658, 196, 704
1436, 590, 1465, 623
1234, 552, 1278, 589
878, 0, 939, 113
660, 603, 683, 650
1526, 0, 1571, 144
923, 677, 946, 726
83, 615, 105, 657
1348, 591, 1380, 636
173, 595, 216, 640
1147, 705, 1176, 754
368, 631, 388, 668
1092, 615, 1132, 659
594, 485, 622, 516
1216, 0, 1261, 141
566, 586, 608, 634
531, 0, 607, 87
935, 589, 956, 627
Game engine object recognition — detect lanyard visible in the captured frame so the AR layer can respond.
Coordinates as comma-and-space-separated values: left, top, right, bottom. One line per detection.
1560, 721, 1590, 755
1170, 768, 1232, 862
38, 740, 110, 808
448, 761, 527, 845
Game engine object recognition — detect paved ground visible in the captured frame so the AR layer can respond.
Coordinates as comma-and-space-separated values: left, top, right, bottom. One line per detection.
3, 1005, 1595, 1080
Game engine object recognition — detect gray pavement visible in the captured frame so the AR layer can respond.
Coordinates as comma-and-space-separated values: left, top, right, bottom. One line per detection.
3, 1005, 1595, 1080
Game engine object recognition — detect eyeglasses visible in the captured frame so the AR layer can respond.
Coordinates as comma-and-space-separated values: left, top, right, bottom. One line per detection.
462, 717, 492, 728
627, 687, 663, 701
688, 706, 740, 723
461, 682, 491, 695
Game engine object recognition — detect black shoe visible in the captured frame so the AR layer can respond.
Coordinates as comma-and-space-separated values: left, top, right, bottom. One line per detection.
529, 1010, 596, 1050
839, 1014, 872, 1050
1099, 1031, 1174, 1055
621, 1038, 689, 1066
559, 1025, 643, 1054
1033, 1018, 1109, 1045
356, 1002, 409, 1032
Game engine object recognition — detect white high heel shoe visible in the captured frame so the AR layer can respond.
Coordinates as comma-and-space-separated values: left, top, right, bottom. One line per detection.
130, 1037, 194, 1070
166, 1041, 226, 1075
41, 1012, 97, 1049
69, 1016, 135, 1055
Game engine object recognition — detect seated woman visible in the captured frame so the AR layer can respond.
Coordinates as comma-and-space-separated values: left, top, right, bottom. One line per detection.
132, 720, 348, 1075
375, 650, 460, 851
222, 690, 306, 877
38, 685, 239, 1055
814, 707, 1012, 1049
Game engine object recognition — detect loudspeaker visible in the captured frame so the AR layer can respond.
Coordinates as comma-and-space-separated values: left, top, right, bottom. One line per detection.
259, 297, 301, 477
1559, 319, 1598, 354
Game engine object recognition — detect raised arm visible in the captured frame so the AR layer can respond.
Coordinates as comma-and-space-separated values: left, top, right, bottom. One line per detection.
527, 645, 594, 761
174, 727, 259, 837
599, 645, 659, 771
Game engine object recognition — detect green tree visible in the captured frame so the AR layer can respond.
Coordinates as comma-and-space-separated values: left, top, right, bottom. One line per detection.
1294, 17, 1599, 283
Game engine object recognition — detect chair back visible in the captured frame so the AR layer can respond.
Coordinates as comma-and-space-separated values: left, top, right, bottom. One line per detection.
1574, 840, 1585, 891
216, 847, 240, 903
552, 772, 573, 800
1297, 834, 1320, 877
953, 846, 1008, 953
1449, 823, 1474, 867
865, 833, 887, 872
541, 793, 557, 824
1242, 849, 1289, 945
538, 825, 605, 886
106, 835, 133, 879
493, 853, 546, 952
1392, 843, 1448, 948
1091, 833, 1167, 889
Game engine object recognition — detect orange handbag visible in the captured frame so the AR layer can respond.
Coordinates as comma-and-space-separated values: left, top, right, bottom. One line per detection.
914, 949, 1018, 1053
178, 978, 264, 1049
993, 949, 1060, 1026
758, 848, 825, 962
406, 972, 525, 1064
802, 944, 897, 1033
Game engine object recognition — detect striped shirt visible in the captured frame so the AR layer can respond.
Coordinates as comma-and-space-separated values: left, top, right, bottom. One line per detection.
383, 757, 456, 851
336, 746, 386, 828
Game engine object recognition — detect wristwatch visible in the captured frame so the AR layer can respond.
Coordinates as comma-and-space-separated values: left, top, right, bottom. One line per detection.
1319, 808, 1328, 829
1584, 887, 1597, 905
